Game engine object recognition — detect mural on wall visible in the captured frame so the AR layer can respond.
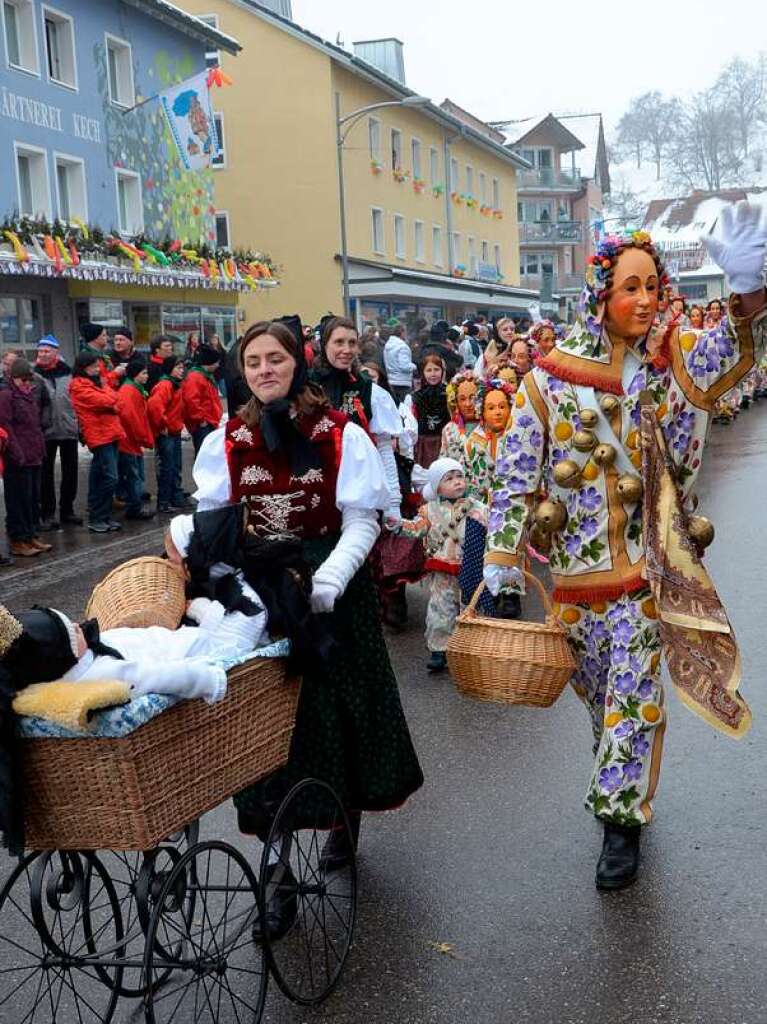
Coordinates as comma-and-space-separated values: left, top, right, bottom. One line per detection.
94, 43, 217, 245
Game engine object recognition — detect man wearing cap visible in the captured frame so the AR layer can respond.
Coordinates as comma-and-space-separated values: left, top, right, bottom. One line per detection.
35, 336, 82, 529
181, 345, 223, 453
108, 326, 135, 380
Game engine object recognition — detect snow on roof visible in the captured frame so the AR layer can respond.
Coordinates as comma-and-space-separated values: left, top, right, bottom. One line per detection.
121, 0, 241, 52
643, 189, 767, 247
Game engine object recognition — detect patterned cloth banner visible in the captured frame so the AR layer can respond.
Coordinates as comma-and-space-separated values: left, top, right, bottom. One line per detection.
160, 71, 220, 171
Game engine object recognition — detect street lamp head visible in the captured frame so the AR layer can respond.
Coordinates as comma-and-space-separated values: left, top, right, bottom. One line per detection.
400, 95, 431, 107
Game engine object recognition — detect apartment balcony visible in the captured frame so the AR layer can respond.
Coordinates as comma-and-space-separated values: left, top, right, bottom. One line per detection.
655, 245, 707, 272
516, 167, 582, 190
519, 272, 583, 294
518, 220, 584, 245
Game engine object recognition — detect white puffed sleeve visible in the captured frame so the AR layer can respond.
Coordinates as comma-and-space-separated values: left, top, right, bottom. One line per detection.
369, 382, 402, 437
192, 427, 231, 510
335, 421, 389, 512
398, 395, 418, 460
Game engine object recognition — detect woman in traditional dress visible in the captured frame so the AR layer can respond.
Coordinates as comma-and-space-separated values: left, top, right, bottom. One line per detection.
193, 319, 424, 935
412, 354, 450, 468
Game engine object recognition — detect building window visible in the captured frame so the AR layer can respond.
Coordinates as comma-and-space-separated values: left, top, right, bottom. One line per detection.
452, 232, 461, 265
368, 117, 381, 161
15, 143, 50, 218
468, 236, 476, 273
411, 138, 422, 180
371, 207, 385, 254
214, 211, 230, 249
450, 157, 459, 191
465, 165, 474, 197
0, 295, 43, 359
492, 177, 500, 209
481, 240, 489, 264
42, 5, 76, 89
3, 0, 38, 73
494, 243, 502, 272
430, 146, 439, 186
211, 112, 225, 167
196, 13, 220, 69
479, 171, 487, 205
54, 154, 86, 221
391, 128, 402, 171
105, 34, 134, 107
432, 224, 442, 267
414, 220, 425, 262
115, 168, 143, 235
394, 214, 406, 258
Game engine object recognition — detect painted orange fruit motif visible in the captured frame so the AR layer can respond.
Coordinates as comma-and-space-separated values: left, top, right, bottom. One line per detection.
554, 421, 573, 441
642, 704, 661, 723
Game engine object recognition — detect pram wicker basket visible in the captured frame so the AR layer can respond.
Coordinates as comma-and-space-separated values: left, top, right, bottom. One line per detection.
85, 555, 186, 631
22, 658, 299, 851
447, 573, 576, 707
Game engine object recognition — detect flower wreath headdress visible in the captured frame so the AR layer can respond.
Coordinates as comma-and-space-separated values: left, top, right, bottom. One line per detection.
446, 369, 477, 418
529, 319, 556, 345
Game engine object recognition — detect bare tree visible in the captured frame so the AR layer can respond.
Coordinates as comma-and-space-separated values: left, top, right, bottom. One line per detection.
606, 176, 645, 228
667, 88, 744, 191
616, 103, 646, 169
717, 55, 766, 156
634, 92, 682, 180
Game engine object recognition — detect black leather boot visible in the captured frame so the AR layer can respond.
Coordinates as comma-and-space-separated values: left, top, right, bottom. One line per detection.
595, 822, 641, 891
252, 862, 298, 942
319, 811, 361, 872
427, 651, 447, 673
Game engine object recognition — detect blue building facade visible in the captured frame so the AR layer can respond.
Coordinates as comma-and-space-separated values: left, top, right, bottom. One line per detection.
0, 0, 242, 359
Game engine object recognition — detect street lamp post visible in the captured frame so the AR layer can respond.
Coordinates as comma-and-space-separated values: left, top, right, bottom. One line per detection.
335, 93, 430, 318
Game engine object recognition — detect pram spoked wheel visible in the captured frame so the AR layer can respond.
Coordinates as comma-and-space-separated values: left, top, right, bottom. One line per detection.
0, 850, 124, 1024
260, 778, 358, 1005
142, 839, 268, 1024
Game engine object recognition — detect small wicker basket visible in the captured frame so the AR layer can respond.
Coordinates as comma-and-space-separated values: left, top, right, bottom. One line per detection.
85, 555, 186, 631
447, 573, 577, 707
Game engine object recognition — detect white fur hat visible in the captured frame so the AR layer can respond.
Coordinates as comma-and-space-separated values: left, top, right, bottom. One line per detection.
422, 457, 464, 501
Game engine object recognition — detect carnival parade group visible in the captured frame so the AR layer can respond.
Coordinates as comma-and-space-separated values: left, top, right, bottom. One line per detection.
1, 200, 766, 914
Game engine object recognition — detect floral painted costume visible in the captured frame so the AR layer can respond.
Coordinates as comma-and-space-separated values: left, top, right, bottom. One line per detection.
486, 301, 766, 825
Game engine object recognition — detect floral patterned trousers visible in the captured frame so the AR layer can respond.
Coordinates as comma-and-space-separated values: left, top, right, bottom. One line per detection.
556, 589, 665, 827
425, 571, 461, 653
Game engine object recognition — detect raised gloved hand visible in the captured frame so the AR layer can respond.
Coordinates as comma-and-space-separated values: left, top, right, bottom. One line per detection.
310, 580, 340, 614
701, 202, 767, 295
483, 563, 524, 596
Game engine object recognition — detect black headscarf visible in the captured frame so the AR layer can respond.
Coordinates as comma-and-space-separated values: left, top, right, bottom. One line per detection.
245, 315, 322, 478
310, 314, 373, 420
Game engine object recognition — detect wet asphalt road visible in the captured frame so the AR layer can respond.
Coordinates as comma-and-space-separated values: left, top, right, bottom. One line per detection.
1, 410, 766, 1024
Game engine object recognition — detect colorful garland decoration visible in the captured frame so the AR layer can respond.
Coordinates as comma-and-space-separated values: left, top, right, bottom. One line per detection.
393, 167, 410, 183
432, 183, 445, 197
370, 159, 383, 176
413, 177, 426, 194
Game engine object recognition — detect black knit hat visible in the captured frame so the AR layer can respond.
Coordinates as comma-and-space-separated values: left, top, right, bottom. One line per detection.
195, 344, 221, 367
125, 356, 148, 379
162, 355, 184, 376
81, 322, 105, 344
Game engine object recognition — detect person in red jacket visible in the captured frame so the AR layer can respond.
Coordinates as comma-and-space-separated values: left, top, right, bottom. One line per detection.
148, 355, 191, 513
181, 344, 222, 452
69, 352, 126, 534
116, 357, 155, 521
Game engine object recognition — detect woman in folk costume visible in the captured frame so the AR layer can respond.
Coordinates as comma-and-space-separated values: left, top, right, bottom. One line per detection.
192, 318, 423, 936
530, 320, 557, 360
412, 353, 450, 468
484, 206, 767, 890
458, 375, 520, 619
440, 371, 479, 462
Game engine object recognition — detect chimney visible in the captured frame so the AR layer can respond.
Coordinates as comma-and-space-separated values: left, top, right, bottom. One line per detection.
352, 38, 406, 85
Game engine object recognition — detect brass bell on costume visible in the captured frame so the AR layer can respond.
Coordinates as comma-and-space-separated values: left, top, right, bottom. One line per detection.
592, 443, 617, 468
599, 394, 620, 416
579, 408, 598, 429
552, 459, 582, 489
688, 514, 715, 551
534, 498, 568, 533
572, 428, 597, 453
616, 474, 644, 504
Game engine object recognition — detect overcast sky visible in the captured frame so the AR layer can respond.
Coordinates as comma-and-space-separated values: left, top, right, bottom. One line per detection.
292, 0, 764, 135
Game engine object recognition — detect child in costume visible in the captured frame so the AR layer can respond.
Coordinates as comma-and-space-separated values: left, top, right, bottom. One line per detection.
440, 371, 479, 461
395, 458, 470, 673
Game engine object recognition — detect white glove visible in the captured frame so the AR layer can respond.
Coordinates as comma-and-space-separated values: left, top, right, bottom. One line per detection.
310, 580, 339, 613
701, 202, 767, 295
312, 507, 380, 597
186, 597, 214, 624
375, 433, 403, 509
483, 563, 524, 596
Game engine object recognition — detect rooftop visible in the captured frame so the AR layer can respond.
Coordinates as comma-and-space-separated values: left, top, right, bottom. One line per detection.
644, 188, 767, 246
121, 0, 242, 53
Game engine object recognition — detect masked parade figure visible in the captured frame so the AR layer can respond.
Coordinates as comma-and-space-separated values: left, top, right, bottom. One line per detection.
484, 204, 767, 889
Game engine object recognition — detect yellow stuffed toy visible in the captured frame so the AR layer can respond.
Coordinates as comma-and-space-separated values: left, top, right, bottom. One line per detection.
13, 679, 131, 732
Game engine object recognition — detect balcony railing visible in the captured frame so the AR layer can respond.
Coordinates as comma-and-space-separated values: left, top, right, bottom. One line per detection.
518, 220, 584, 244
519, 272, 583, 294
516, 167, 582, 189
655, 245, 707, 272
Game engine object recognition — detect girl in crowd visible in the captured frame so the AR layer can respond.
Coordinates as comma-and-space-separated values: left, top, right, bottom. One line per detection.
440, 370, 478, 461
412, 353, 450, 468
474, 316, 516, 378
193, 319, 423, 937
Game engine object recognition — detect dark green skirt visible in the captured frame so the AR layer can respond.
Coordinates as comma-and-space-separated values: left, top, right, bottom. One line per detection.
235, 536, 424, 835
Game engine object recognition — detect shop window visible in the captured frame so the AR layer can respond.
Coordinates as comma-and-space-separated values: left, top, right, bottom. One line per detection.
411, 137, 422, 180
105, 33, 134, 107
55, 154, 86, 221
15, 143, 50, 218
394, 214, 406, 258
414, 220, 425, 262
202, 306, 237, 350
432, 224, 442, 267
3, 0, 38, 73
211, 112, 225, 167
162, 305, 202, 344
215, 211, 230, 249
429, 146, 439, 186
371, 207, 385, 254
43, 5, 76, 89
115, 168, 143, 234
0, 295, 43, 360
368, 117, 381, 161
391, 128, 402, 171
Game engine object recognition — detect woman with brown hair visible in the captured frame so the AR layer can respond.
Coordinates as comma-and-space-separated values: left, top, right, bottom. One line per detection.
192, 317, 424, 936
412, 353, 449, 468
474, 316, 516, 378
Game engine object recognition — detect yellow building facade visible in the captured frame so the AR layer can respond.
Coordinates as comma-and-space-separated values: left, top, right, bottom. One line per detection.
181, 1, 536, 331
